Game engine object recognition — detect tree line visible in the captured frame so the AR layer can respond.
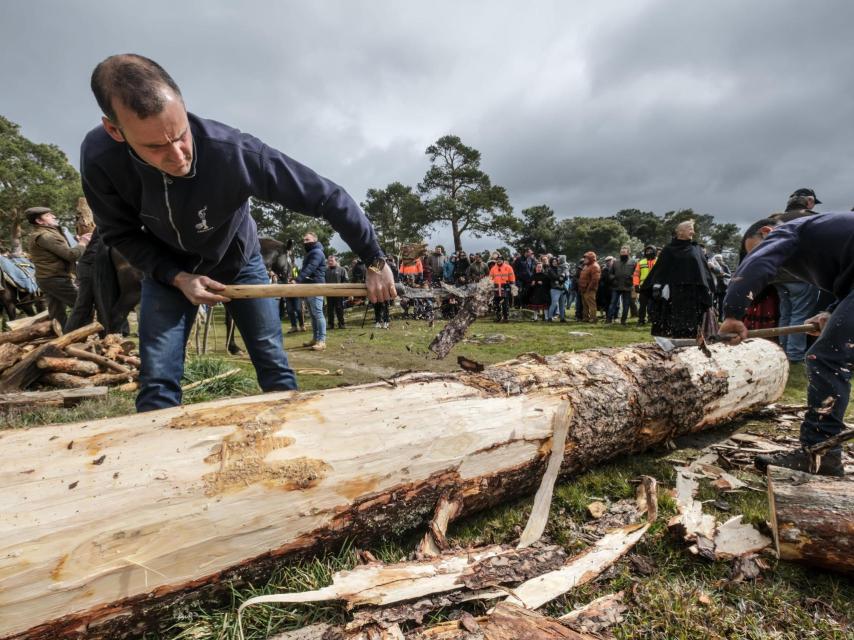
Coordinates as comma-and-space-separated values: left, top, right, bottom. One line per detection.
0, 115, 741, 260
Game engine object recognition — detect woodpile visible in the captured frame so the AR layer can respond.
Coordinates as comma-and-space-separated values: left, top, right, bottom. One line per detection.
0, 321, 138, 407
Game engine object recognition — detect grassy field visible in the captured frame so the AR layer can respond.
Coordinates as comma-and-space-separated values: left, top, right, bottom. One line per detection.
6, 305, 853, 639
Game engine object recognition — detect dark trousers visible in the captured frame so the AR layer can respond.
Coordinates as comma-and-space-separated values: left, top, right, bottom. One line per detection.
494, 289, 510, 320
801, 289, 854, 454
327, 297, 345, 328
638, 289, 653, 324
64, 263, 95, 332
37, 276, 78, 328
286, 297, 304, 328
607, 289, 632, 323
373, 301, 390, 323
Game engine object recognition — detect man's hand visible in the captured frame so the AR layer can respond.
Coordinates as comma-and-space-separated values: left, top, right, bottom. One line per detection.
172, 272, 231, 305
805, 312, 831, 336
366, 265, 397, 303
719, 317, 749, 345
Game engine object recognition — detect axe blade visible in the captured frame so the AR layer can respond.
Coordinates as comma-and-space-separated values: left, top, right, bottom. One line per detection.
654, 336, 697, 353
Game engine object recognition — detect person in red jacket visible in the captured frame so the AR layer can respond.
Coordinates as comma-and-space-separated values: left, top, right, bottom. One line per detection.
489, 255, 515, 322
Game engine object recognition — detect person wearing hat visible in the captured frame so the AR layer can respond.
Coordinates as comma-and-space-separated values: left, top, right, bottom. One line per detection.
767, 187, 822, 362
26, 206, 91, 327
81, 54, 394, 412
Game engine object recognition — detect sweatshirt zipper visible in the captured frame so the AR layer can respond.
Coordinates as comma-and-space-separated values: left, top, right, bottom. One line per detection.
162, 174, 186, 252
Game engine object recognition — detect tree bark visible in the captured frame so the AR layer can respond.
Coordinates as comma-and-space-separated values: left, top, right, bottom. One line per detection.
0, 321, 59, 346
0, 343, 24, 371
0, 340, 787, 640
767, 465, 854, 575
0, 387, 108, 412
0, 322, 103, 392
36, 357, 100, 377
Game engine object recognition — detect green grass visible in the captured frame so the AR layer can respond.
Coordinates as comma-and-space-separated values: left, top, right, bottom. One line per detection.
7, 305, 854, 638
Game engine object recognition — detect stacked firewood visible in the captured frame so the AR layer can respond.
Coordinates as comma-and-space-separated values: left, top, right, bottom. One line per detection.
0, 320, 138, 396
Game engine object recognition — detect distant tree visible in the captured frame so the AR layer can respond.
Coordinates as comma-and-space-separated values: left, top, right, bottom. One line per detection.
250, 199, 335, 249
614, 209, 663, 246
709, 223, 741, 253
417, 135, 516, 252
556, 217, 630, 261
361, 182, 427, 256
513, 205, 559, 254
0, 115, 81, 254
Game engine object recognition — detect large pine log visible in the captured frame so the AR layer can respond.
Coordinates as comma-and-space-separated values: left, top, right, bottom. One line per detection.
0, 340, 787, 640
767, 466, 854, 574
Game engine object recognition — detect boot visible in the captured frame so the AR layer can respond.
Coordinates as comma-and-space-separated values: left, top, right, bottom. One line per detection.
755, 447, 844, 477
311, 341, 326, 351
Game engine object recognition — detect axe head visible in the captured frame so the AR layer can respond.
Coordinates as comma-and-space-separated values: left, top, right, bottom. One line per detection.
654, 336, 697, 353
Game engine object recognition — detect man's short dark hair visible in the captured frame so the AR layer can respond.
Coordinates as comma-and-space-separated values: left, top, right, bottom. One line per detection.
91, 54, 182, 122
739, 217, 779, 262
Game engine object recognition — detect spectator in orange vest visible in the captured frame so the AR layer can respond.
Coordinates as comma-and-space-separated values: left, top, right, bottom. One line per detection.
489, 255, 515, 322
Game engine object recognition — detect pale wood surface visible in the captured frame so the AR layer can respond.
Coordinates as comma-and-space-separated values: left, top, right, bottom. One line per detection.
0, 340, 787, 639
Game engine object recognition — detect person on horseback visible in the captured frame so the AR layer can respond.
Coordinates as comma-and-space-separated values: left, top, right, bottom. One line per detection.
81, 54, 395, 411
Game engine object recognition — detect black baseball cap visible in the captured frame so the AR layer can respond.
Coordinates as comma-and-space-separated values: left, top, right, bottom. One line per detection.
789, 188, 821, 204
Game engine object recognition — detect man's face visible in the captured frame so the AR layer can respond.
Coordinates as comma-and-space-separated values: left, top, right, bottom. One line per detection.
303, 234, 316, 245
526, 249, 533, 258
620, 248, 629, 257
328, 257, 336, 267
102, 89, 193, 177
36, 212, 58, 227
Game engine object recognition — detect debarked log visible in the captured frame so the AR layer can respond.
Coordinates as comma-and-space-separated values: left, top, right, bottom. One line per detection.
767, 465, 854, 575
0, 340, 788, 640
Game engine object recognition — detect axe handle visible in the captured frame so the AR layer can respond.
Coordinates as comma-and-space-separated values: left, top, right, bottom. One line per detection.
219, 283, 370, 299
716, 323, 820, 341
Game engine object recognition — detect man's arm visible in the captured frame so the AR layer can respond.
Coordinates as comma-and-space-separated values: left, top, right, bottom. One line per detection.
250, 144, 394, 300
35, 233, 86, 263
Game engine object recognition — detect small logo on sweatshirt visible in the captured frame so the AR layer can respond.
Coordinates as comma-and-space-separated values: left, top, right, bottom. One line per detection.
195, 206, 213, 233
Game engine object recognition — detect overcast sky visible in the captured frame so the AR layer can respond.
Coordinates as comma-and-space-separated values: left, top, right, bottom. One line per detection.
3, 0, 854, 251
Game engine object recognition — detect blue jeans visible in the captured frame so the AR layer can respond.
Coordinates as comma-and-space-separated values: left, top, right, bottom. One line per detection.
608, 290, 632, 323
775, 282, 816, 362
136, 252, 296, 412
305, 295, 327, 343
801, 289, 854, 453
286, 297, 304, 328
547, 289, 565, 320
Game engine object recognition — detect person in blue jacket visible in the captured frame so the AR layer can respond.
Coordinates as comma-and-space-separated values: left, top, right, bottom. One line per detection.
296, 232, 327, 351
81, 54, 396, 412
720, 214, 854, 476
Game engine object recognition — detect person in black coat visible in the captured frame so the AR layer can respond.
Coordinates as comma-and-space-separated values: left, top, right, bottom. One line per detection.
527, 262, 551, 320
641, 220, 715, 338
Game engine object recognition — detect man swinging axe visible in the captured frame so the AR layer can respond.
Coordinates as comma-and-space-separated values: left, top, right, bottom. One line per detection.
82, 54, 395, 412
719, 214, 854, 477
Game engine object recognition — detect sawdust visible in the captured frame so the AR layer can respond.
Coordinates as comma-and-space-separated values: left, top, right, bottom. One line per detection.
204, 456, 330, 495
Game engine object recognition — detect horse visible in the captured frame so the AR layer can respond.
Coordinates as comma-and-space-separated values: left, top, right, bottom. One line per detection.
0, 255, 44, 321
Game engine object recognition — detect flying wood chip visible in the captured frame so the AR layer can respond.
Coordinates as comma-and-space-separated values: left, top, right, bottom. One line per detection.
457, 356, 485, 372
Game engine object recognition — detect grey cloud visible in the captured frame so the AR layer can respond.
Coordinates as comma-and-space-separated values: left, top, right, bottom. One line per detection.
3, 0, 854, 254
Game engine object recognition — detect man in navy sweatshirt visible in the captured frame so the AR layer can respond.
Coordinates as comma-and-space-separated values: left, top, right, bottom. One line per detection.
81, 54, 396, 411
296, 232, 327, 351
720, 214, 853, 476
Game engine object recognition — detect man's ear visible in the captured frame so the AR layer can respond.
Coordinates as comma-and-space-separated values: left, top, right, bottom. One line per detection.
760, 225, 775, 237
102, 116, 126, 143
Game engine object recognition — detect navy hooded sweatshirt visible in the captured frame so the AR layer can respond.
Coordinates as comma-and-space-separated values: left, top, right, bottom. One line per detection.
723, 213, 854, 318
80, 113, 382, 286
